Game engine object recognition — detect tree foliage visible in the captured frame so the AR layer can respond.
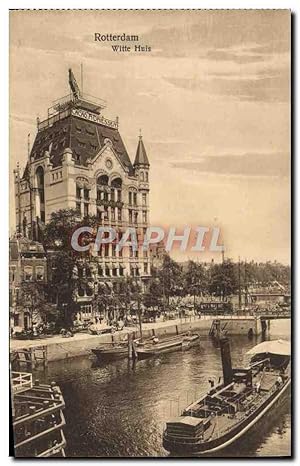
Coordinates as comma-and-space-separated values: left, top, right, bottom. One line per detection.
17, 282, 59, 327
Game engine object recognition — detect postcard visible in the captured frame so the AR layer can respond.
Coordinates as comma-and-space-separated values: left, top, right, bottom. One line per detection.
9, 9, 291, 458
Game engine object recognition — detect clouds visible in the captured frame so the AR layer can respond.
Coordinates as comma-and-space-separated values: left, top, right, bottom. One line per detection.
139, 11, 290, 104
142, 10, 290, 57
171, 152, 290, 178
165, 72, 289, 103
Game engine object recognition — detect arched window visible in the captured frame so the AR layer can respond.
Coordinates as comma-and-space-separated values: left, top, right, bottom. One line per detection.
111, 177, 122, 202
97, 175, 109, 202
111, 177, 122, 189
97, 175, 109, 186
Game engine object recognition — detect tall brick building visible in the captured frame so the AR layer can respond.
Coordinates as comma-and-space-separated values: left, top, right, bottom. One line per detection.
14, 69, 151, 319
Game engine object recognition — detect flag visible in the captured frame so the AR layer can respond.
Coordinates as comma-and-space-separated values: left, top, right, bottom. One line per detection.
68, 68, 80, 100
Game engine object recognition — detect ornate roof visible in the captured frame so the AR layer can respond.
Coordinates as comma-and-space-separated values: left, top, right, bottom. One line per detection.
25, 111, 134, 176
134, 135, 149, 167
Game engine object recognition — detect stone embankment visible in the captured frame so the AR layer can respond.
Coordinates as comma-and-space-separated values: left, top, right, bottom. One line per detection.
10, 315, 260, 362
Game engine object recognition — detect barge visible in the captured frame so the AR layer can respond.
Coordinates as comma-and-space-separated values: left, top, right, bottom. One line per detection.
91, 333, 200, 362
91, 342, 129, 361
135, 333, 200, 360
163, 338, 291, 455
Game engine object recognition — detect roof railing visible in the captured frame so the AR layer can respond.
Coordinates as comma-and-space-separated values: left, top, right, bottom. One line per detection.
37, 93, 117, 132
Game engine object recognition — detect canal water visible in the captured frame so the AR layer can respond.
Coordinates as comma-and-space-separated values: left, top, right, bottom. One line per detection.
36, 320, 291, 457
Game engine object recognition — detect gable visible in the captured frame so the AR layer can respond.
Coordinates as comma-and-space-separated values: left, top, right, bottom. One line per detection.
91, 144, 128, 176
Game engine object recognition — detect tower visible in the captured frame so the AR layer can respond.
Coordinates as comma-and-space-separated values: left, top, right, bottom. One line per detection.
134, 131, 150, 232
134, 131, 150, 182
13, 69, 152, 319
132, 132, 150, 278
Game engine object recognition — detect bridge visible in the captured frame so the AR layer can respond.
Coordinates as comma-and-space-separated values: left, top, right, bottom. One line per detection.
254, 311, 291, 320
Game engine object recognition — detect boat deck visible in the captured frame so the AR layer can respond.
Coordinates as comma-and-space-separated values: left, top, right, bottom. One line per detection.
168, 369, 284, 444
163, 338, 291, 454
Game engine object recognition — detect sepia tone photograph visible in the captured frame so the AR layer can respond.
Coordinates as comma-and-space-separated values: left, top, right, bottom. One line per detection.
9, 9, 291, 458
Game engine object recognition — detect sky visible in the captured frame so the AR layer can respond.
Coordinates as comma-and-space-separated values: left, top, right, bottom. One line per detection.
9, 10, 291, 264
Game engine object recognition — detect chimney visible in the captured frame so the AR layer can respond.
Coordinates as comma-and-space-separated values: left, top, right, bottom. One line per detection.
220, 337, 233, 386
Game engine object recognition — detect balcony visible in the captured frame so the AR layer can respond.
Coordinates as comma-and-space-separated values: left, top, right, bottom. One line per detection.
96, 199, 123, 209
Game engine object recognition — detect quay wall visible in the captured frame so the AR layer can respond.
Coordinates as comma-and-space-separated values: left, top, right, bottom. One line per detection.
11, 316, 260, 363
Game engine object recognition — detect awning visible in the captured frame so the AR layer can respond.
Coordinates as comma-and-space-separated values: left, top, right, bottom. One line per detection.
246, 339, 291, 357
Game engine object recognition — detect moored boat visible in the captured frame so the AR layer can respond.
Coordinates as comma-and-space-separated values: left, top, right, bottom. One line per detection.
134, 333, 200, 360
182, 333, 200, 348
163, 338, 291, 455
91, 342, 129, 361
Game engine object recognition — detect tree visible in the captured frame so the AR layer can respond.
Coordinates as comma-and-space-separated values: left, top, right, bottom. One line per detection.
17, 282, 59, 329
156, 254, 183, 307
92, 282, 111, 319
143, 278, 163, 309
43, 209, 82, 250
184, 260, 207, 304
209, 259, 238, 300
47, 251, 79, 327
43, 209, 95, 327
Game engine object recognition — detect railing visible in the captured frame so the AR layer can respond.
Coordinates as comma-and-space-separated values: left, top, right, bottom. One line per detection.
38, 93, 117, 132
96, 199, 123, 209
256, 311, 291, 319
37, 108, 71, 132
12, 379, 66, 458
11, 372, 33, 394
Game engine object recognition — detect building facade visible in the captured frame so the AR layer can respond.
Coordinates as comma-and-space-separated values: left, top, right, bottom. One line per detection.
9, 237, 47, 332
14, 70, 151, 320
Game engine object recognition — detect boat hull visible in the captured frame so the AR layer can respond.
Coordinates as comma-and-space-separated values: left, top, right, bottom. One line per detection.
91, 348, 128, 361
163, 378, 291, 456
182, 334, 200, 349
136, 340, 183, 360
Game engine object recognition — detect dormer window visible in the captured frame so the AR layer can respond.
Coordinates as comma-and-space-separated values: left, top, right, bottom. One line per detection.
86, 128, 95, 136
